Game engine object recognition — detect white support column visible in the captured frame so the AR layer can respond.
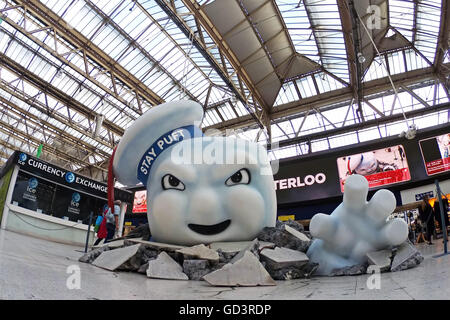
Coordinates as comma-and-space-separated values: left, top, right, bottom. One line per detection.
118, 202, 127, 237
1, 165, 19, 230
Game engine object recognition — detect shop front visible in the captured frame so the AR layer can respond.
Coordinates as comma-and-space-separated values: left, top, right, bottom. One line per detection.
0, 151, 133, 246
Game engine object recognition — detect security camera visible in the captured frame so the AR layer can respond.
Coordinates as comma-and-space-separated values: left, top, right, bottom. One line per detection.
399, 124, 417, 140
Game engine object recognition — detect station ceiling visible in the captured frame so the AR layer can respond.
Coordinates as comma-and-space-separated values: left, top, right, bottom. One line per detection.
0, 0, 448, 181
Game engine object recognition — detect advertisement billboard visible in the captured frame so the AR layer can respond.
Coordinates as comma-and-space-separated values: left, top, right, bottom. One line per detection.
419, 133, 450, 176
337, 145, 411, 192
132, 190, 147, 213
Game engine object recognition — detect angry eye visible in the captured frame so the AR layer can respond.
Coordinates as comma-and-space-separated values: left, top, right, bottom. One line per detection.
162, 174, 185, 191
225, 169, 251, 186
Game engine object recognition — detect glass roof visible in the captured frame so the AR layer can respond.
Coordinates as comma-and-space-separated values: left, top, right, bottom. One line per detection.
0, 0, 448, 172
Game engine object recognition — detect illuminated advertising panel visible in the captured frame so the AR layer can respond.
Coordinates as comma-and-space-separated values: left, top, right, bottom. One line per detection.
337, 145, 411, 192
419, 133, 450, 176
132, 190, 147, 213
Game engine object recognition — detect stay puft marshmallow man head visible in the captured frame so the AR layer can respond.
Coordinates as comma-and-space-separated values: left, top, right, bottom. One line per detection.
111, 101, 276, 245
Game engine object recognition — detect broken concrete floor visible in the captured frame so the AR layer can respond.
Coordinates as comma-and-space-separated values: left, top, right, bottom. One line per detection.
1, 230, 449, 299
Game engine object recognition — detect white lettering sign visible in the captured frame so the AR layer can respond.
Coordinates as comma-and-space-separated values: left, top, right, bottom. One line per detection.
274, 173, 327, 190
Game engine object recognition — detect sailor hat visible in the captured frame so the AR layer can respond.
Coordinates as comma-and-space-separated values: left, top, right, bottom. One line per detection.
107, 101, 204, 207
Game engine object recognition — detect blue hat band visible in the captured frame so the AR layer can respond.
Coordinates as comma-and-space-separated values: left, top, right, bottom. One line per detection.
137, 125, 203, 185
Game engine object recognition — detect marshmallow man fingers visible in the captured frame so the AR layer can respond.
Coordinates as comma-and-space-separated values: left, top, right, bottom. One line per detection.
309, 213, 337, 242
379, 219, 408, 247
342, 174, 369, 213
365, 189, 397, 227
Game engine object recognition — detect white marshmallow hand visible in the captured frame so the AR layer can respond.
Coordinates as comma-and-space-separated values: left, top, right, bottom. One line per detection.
306, 174, 408, 275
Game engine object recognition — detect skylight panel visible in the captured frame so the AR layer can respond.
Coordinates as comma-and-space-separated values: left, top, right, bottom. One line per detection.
414, 0, 441, 62
275, 0, 320, 63
304, 0, 348, 82
389, 0, 414, 42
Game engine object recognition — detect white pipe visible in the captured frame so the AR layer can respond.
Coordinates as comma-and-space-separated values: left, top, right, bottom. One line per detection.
1, 165, 19, 230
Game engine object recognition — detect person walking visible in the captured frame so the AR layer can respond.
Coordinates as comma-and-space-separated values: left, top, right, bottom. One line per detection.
93, 205, 108, 246
104, 200, 121, 243
418, 196, 434, 245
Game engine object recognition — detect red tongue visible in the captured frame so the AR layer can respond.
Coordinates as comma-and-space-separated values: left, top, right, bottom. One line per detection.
108, 146, 118, 214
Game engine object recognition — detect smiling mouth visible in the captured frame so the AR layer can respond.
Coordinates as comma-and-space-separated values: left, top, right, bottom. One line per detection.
188, 220, 231, 236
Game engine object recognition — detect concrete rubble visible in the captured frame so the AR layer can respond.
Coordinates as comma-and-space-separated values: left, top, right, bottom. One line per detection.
79, 221, 424, 286
390, 240, 424, 272
146, 252, 189, 280
203, 251, 276, 287
257, 220, 311, 252
366, 249, 393, 273
176, 244, 219, 262
260, 247, 314, 280
330, 262, 369, 276
92, 244, 142, 271
260, 247, 309, 269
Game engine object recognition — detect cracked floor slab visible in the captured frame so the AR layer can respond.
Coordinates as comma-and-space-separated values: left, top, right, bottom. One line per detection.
1, 230, 449, 300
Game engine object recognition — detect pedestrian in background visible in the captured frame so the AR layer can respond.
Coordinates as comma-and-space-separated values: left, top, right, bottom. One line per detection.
93, 204, 108, 246
104, 200, 121, 243
418, 196, 434, 245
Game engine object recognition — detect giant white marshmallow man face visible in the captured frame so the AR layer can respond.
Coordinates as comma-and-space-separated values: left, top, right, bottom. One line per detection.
113, 101, 276, 245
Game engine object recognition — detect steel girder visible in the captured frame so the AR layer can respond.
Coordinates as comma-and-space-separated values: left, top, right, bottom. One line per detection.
15, 0, 164, 109
266, 101, 450, 151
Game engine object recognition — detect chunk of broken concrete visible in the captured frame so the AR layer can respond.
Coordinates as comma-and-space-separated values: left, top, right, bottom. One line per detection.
257, 224, 310, 252
79, 246, 111, 263
329, 262, 369, 276
216, 249, 238, 263
92, 244, 141, 271
366, 249, 393, 273
209, 240, 275, 254
260, 247, 309, 269
137, 262, 149, 274
391, 241, 424, 272
260, 247, 312, 280
124, 238, 185, 252
119, 245, 159, 271
279, 219, 304, 232
92, 239, 125, 250
284, 225, 310, 242
176, 244, 219, 262
146, 251, 188, 280
263, 261, 319, 280
124, 223, 151, 241
203, 251, 276, 287
230, 239, 261, 263
182, 259, 214, 280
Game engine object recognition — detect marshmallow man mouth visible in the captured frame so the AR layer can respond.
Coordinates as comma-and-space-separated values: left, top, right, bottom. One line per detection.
188, 220, 231, 235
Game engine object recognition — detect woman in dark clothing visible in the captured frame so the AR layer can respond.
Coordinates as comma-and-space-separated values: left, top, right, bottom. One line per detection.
418, 196, 434, 245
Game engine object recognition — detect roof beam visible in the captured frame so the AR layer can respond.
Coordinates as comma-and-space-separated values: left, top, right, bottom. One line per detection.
15, 0, 163, 107
0, 53, 124, 137
0, 20, 139, 121
205, 63, 448, 131
83, 0, 199, 103
173, 0, 269, 129
434, 0, 449, 93
0, 96, 110, 159
0, 116, 107, 172
0, 78, 113, 150
267, 101, 450, 150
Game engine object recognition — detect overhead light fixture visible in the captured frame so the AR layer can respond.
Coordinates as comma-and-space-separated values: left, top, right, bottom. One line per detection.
357, 52, 366, 64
